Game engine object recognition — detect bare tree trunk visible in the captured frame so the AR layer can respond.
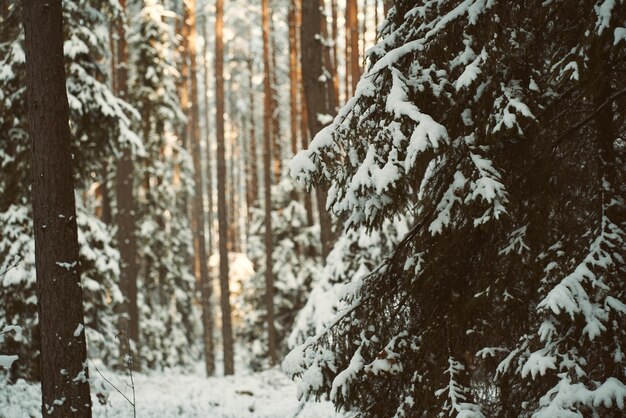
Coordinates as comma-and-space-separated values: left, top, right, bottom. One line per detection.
215, 0, 235, 375
262, 0, 278, 366
321, 3, 339, 108
296, 0, 314, 226
329, 0, 340, 106
184, 0, 215, 377
246, 57, 258, 224
201, 12, 214, 260
115, 0, 140, 368
288, 0, 299, 157
346, 0, 360, 94
23, 1, 92, 415
301, 0, 337, 258
361, 0, 367, 58
270, 14, 282, 182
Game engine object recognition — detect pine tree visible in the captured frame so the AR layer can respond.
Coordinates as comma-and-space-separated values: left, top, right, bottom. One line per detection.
286, 1, 626, 417
129, 0, 201, 370
240, 174, 322, 370
0, 0, 137, 379
23, 0, 92, 413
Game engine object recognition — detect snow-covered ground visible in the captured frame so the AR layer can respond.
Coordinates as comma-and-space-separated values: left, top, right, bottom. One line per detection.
0, 367, 347, 418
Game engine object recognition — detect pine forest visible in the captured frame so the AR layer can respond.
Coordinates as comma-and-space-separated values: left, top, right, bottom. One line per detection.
0, 0, 625, 417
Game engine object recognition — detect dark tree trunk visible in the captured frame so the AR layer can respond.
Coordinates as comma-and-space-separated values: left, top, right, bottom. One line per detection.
301, 0, 337, 258
114, 0, 139, 368
262, 0, 278, 366
215, 0, 235, 375
185, 0, 215, 377
22, 1, 92, 415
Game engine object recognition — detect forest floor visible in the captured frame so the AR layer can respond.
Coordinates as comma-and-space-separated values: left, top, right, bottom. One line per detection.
0, 366, 348, 417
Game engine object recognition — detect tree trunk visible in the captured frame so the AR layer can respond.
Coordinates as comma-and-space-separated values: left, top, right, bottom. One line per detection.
184, 0, 215, 377
346, 0, 360, 94
115, 0, 140, 368
297, 43, 315, 225
246, 57, 259, 225
288, 1, 299, 157
201, 12, 214, 261
22, 1, 92, 415
301, 0, 337, 258
270, 15, 282, 182
262, 0, 278, 366
329, 0, 340, 106
215, 0, 235, 375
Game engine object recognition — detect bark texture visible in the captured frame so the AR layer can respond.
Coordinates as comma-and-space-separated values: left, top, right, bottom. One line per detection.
23, 0, 92, 415
215, 0, 235, 375
115, 0, 139, 367
184, 0, 215, 377
262, 0, 278, 366
301, 0, 337, 257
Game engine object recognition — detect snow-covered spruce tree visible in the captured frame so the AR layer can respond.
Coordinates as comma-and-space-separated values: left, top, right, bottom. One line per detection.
288, 216, 409, 348
129, 0, 201, 370
239, 175, 322, 370
0, 0, 138, 379
285, 1, 626, 417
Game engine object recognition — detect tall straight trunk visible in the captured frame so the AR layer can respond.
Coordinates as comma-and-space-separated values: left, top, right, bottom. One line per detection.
329, 0, 340, 106
346, 0, 360, 94
301, 0, 337, 258
297, 21, 314, 227
374, 0, 379, 41
201, 13, 214, 260
215, 0, 235, 375
22, 1, 92, 415
228, 106, 238, 252
115, 0, 139, 367
261, 0, 278, 366
321, 4, 339, 108
246, 57, 258, 224
361, 0, 367, 58
184, 0, 215, 377
270, 17, 282, 182
288, 1, 299, 157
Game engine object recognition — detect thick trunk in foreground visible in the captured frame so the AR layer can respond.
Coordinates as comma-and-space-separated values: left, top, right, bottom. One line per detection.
215, 0, 235, 375
184, 0, 215, 377
115, 0, 139, 367
262, 0, 278, 366
301, 0, 337, 258
23, 1, 92, 415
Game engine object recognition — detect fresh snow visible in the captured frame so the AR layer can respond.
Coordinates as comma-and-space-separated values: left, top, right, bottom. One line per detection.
0, 367, 348, 417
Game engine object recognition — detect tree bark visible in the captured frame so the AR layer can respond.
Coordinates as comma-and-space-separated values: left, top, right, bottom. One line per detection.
270, 14, 282, 182
23, 1, 92, 415
215, 0, 235, 375
184, 0, 215, 377
246, 57, 259, 225
262, 0, 278, 366
114, 0, 140, 368
301, 0, 337, 258
288, 1, 299, 157
201, 11, 214, 262
346, 0, 360, 94
297, 3, 315, 226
